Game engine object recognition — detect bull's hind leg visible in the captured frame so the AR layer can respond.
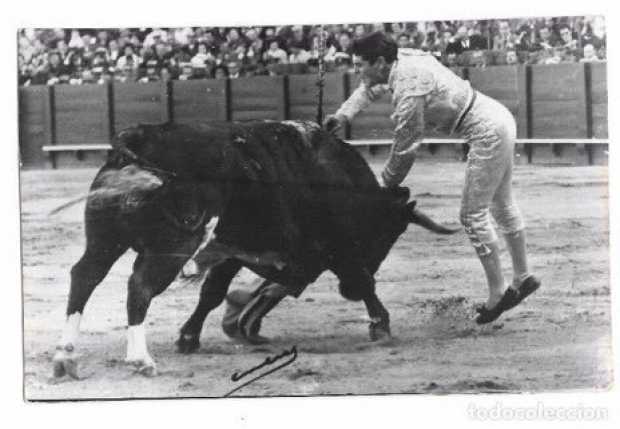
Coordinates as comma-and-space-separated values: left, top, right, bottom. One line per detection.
124, 244, 198, 376
177, 260, 242, 353
53, 239, 128, 378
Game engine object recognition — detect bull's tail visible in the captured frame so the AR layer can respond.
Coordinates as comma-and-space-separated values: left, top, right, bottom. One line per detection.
48, 164, 164, 217
48, 194, 89, 216
409, 206, 461, 235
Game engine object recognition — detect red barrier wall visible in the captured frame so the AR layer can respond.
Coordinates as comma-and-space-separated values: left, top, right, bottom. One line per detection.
530, 64, 587, 138
17, 62, 609, 168
229, 76, 285, 121
18, 86, 49, 168
54, 84, 110, 144
113, 81, 168, 131
172, 79, 227, 123
590, 62, 608, 139
468, 65, 526, 137
288, 72, 345, 121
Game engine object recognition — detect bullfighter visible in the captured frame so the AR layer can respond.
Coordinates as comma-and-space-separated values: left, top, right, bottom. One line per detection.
324, 31, 540, 323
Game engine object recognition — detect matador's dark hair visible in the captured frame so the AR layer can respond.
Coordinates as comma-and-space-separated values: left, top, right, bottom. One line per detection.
351, 31, 398, 64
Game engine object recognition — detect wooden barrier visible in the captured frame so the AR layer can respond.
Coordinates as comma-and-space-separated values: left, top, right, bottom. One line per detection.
589, 62, 608, 139
113, 81, 169, 131
172, 79, 228, 123
54, 84, 110, 144
468, 65, 525, 135
530, 63, 588, 138
288, 72, 345, 121
17, 62, 609, 169
229, 76, 286, 121
529, 64, 589, 164
18, 86, 50, 168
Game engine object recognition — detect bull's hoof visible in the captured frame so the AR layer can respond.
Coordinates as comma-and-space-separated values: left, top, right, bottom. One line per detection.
125, 359, 158, 377
176, 334, 200, 354
52, 357, 79, 379
137, 364, 158, 377
369, 320, 391, 342
52, 347, 80, 379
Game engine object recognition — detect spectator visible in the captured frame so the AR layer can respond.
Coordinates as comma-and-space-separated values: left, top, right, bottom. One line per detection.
56, 40, 69, 61
505, 49, 519, 65
191, 43, 214, 68
353, 24, 366, 39
397, 33, 411, 49
246, 37, 264, 64
227, 61, 241, 79
325, 32, 353, 62
67, 30, 84, 49
215, 41, 235, 65
16, 18, 608, 87
580, 16, 605, 50
263, 39, 288, 64
468, 50, 487, 68
213, 65, 228, 79
139, 61, 161, 83
178, 62, 195, 80
289, 40, 312, 65
173, 27, 194, 46
493, 21, 518, 51
287, 25, 309, 50
538, 47, 562, 65
533, 26, 555, 51
116, 44, 141, 71
580, 44, 602, 62
226, 28, 244, 51
108, 39, 121, 64
40, 50, 67, 85
265, 57, 284, 76
143, 28, 169, 49
446, 25, 487, 55
90, 47, 111, 79
66, 50, 86, 84
558, 25, 578, 53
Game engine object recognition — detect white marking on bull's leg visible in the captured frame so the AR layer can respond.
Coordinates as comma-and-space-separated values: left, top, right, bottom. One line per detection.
125, 323, 157, 376
60, 312, 81, 347
52, 312, 82, 378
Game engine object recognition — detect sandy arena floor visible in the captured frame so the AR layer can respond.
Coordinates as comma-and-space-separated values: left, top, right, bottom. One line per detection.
20, 161, 612, 400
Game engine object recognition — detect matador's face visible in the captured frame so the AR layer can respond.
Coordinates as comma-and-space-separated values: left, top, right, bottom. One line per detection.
359, 56, 391, 88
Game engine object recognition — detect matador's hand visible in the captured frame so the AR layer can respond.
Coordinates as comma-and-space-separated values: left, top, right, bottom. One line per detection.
322, 114, 348, 134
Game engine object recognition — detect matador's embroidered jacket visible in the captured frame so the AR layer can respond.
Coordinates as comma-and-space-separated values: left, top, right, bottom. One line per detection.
335, 48, 475, 186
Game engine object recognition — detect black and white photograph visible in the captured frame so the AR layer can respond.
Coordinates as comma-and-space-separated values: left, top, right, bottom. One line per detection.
12, 1, 615, 414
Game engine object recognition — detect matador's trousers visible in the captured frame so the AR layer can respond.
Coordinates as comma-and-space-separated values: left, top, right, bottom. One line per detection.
458, 92, 525, 255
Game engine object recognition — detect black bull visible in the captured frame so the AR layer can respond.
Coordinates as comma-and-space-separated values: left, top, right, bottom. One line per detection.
53, 120, 458, 377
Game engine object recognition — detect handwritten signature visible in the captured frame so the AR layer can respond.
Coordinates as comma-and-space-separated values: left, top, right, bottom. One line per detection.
223, 346, 298, 397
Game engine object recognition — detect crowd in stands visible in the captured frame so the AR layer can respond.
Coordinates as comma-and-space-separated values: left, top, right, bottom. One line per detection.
18, 16, 606, 86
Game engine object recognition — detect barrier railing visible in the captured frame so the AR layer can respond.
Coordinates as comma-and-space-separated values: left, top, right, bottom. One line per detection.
19, 62, 608, 168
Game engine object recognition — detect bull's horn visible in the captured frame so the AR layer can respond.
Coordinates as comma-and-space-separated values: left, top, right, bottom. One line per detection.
409, 208, 461, 235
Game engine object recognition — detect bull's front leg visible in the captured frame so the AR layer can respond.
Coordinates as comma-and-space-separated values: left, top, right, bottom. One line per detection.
363, 293, 391, 341
330, 248, 391, 341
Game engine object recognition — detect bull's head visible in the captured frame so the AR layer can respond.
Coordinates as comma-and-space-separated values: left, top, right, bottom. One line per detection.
363, 186, 460, 274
